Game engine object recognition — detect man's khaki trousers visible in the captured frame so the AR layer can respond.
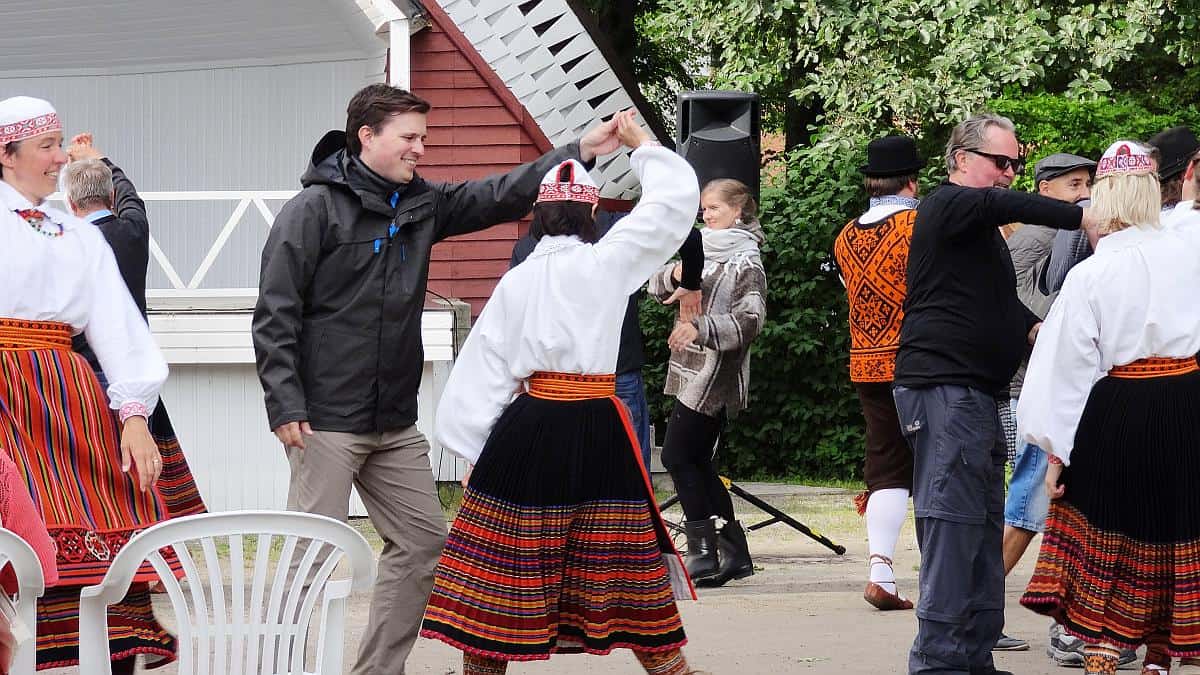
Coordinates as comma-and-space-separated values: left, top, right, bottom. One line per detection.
286, 426, 447, 675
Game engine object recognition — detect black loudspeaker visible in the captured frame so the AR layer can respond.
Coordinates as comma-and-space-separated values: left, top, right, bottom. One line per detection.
676, 90, 761, 200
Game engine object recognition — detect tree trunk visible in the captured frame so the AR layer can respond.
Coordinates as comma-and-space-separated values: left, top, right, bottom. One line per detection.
783, 59, 822, 152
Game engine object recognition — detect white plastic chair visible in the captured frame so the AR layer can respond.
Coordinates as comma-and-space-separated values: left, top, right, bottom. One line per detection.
0, 528, 45, 675
78, 511, 376, 675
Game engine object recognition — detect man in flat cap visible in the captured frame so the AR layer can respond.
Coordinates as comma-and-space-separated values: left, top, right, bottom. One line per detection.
1045, 126, 1200, 295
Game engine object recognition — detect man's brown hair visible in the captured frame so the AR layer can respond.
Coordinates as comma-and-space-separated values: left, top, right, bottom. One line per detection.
864, 173, 917, 198
345, 84, 431, 155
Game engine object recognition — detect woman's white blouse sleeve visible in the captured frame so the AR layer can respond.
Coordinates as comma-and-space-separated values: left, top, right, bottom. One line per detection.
1016, 274, 1102, 465
81, 239, 168, 413
433, 296, 521, 464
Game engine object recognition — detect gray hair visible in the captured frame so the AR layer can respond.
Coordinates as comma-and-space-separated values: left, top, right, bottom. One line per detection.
62, 159, 113, 210
944, 113, 1017, 173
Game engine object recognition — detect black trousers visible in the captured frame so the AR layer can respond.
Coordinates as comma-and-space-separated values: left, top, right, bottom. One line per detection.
661, 400, 735, 523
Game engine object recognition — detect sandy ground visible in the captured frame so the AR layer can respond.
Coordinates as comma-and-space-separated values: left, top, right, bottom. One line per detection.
47, 484, 1167, 674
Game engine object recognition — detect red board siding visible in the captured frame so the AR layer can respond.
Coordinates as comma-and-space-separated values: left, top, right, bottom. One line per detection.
412, 3, 554, 317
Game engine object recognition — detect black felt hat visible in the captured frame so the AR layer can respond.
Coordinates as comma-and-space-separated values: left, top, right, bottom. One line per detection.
859, 135, 926, 177
1147, 126, 1200, 180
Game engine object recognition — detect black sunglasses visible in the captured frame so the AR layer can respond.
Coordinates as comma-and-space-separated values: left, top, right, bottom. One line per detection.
965, 148, 1026, 174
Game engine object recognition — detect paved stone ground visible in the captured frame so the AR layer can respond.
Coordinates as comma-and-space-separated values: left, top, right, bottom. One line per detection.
48, 484, 1170, 674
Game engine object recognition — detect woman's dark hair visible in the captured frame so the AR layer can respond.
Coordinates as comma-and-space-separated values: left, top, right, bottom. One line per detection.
0, 140, 20, 179
345, 84, 431, 155
529, 201, 598, 243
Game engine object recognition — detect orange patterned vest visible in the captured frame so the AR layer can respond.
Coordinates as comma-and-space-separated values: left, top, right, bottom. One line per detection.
833, 209, 915, 382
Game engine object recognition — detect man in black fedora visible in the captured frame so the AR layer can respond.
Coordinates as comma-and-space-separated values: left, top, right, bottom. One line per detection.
833, 134, 924, 613
1148, 125, 1200, 210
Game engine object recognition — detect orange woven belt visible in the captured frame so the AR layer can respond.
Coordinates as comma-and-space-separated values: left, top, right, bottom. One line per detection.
0, 318, 72, 351
527, 371, 616, 401
1109, 357, 1199, 379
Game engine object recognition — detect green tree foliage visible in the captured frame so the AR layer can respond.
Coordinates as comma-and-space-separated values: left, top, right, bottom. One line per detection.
639, 0, 1200, 149
643, 90, 1200, 480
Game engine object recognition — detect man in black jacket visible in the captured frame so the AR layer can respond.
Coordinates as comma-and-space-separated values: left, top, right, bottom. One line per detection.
892, 114, 1095, 675
63, 135, 207, 523
252, 83, 623, 675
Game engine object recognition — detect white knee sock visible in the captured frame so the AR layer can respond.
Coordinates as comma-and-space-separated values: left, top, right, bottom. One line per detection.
866, 488, 910, 592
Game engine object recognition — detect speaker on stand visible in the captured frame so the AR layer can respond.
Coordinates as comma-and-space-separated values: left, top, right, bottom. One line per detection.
676, 90, 762, 200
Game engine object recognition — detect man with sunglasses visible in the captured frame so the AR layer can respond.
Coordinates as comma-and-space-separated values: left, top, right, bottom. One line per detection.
892, 113, 1097, 675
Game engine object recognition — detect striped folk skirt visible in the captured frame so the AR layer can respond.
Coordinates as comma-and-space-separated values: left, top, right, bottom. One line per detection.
0, 319, 188, 668
421, 372, 693, 661
1021, 357, 1200, 657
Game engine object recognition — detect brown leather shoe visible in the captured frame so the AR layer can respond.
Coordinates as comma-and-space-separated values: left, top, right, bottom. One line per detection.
864, 581, 914, 610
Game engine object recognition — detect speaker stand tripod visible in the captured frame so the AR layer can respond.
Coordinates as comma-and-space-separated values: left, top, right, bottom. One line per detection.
658, 476, 846, 555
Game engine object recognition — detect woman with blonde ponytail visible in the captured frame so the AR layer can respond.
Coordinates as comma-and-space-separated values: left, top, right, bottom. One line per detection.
649, 178, 768, 588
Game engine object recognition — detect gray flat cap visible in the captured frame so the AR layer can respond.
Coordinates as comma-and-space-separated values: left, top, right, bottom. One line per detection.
1034, 153, 1097, 184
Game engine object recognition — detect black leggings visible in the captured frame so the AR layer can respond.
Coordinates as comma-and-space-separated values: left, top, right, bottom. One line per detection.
661, 400, 735, 523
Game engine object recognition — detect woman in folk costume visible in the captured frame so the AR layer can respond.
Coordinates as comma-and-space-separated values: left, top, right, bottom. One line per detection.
0, 96, 180, 671
648, 178, 767, 587
421, 111, 702, 675
1019, 140, 1200, 675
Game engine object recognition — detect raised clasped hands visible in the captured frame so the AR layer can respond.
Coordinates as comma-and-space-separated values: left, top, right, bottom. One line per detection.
66, 132, 103, 162
579, 109, 651, 161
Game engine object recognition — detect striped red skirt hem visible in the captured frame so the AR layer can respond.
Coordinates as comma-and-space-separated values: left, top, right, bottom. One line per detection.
1020, 368, 1200, 656
421, 392, 689, 660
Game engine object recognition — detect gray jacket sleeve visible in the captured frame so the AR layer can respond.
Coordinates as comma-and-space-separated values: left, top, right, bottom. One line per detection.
252, 191, 325, 430
1040, 228, 1092, 295
434, 142, 586, 241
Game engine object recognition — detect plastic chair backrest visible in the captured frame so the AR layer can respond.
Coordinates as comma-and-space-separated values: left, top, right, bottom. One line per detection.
0, 529, 44, 675
79, 511, 375, 675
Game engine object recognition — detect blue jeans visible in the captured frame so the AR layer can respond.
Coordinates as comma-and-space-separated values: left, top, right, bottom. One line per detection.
1004, 441, 1050, 533
616, 370, 652, 470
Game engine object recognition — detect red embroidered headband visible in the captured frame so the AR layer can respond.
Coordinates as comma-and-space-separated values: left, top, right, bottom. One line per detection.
1095, 141, 1155, 179
537, 159, 600, 205
0, 97, 61, 145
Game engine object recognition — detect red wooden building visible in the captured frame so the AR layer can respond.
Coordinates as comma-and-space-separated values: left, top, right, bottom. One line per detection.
401, 0, 672, 315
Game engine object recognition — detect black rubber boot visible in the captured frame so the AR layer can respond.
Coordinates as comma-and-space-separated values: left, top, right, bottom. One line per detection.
682, 518, 720, 582
697, 519, 754, 587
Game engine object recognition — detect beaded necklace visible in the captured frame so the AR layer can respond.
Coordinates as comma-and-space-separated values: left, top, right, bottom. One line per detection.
16, 209, 63, 238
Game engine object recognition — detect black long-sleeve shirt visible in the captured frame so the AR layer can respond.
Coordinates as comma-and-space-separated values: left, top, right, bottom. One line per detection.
894, 182, 1082, 394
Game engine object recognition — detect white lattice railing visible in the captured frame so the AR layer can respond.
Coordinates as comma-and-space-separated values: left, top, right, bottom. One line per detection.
140, 191, 298, 291
53, 190, 299, 293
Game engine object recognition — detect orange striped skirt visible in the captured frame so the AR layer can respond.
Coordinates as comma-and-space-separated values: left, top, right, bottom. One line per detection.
0, 318, 178, 668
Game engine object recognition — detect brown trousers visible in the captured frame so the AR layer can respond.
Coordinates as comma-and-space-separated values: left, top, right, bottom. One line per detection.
286, 426, 447, 675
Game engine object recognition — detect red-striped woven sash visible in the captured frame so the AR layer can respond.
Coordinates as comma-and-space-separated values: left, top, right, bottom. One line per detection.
0, 318, 72, 351
527, 371, 616, 401
1109, 356, 1199, 379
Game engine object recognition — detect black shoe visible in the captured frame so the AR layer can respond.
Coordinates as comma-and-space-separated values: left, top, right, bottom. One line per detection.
993, 633, 1029, 651
682, 518, 719, 582
696, 519, 754, 587
969, 669, 1014, 675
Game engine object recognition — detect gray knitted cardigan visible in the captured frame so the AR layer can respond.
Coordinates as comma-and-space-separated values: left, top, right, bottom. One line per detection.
648, 223, 767, 417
